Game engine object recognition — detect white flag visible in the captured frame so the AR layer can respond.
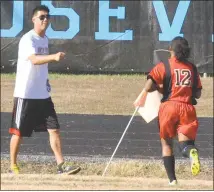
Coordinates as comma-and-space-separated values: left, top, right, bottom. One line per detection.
136, 90, 163, 123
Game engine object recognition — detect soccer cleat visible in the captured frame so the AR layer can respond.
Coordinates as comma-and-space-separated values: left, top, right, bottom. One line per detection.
9, 164, 20, 174
169, 180, 177, 186
57, 162, 81, 175
189, 148, 200, 176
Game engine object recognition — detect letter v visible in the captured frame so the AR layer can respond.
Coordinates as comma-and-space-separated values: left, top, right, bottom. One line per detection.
153, 0, 191, 41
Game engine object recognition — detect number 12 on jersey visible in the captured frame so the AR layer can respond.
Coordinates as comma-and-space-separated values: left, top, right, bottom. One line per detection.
174, 69, 191, 87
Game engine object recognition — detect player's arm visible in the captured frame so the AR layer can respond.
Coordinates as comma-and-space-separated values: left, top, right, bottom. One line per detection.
195, 72, 202, 99
195, 89, 201, 99
144, 78, 157, 92
141, 72, 161, 95
133, 63, 164, 107
144, 62, 165, 93
133, 79, 156, 107
19, 36, 65, 65
28, 52, 65, 65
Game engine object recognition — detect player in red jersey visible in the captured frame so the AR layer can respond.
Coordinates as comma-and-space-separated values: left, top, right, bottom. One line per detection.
134, 36, 202, 185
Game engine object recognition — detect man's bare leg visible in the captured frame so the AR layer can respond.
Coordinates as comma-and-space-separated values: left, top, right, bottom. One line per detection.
10, 134, 22, 167
48, 129, 81, 174
48, 129, 64, 165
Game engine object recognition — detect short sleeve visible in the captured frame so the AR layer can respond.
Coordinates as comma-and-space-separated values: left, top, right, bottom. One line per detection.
18, 36, 36, 60
147, 62, 165, 85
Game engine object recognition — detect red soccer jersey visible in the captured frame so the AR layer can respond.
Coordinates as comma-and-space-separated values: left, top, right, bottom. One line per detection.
148, 57, 202, 104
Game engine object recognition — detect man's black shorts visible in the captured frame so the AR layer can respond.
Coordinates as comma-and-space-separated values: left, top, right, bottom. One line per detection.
9, 97, 60, 137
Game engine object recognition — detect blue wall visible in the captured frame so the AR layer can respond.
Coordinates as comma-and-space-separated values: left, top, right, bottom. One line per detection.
1, 1, 213, 73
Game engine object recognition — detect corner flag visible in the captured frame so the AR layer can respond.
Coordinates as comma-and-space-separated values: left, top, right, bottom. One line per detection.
134, 90, 163, 123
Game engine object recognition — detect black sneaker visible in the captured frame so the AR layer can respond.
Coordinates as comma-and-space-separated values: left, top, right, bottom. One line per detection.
57, 162, 81, 175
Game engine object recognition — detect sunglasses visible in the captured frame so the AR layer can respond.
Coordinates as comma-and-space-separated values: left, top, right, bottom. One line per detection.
37, 14, 50, 21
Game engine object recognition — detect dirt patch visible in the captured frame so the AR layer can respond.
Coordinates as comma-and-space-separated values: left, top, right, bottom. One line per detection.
1, 174, 213, 190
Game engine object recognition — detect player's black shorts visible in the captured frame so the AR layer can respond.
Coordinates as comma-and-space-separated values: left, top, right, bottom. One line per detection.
9, 97, 60, 137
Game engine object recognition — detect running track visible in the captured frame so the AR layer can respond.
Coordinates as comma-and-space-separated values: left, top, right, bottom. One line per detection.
1, 113, 213, 159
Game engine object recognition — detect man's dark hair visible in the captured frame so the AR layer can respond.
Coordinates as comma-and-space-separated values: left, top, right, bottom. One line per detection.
32, 5, 49, 17
170, 36, 191, 63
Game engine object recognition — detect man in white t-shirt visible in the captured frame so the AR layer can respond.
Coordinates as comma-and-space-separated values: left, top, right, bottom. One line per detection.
9, 5, 81, 175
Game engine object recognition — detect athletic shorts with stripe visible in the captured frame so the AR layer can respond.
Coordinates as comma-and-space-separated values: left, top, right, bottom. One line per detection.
158, 101, 198, 140
9, 97, 60, 137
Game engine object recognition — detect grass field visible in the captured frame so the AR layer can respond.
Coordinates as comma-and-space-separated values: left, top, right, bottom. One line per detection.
1, 73, 213, 116
1, 73, 213, 190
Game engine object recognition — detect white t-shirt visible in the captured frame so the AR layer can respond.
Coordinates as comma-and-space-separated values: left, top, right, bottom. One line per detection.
14, 29, 50, 99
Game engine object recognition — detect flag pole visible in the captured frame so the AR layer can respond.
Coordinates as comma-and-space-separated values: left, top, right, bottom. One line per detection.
102, 106, 140, 177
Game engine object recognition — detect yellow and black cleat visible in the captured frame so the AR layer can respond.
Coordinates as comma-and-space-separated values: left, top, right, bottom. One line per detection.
190, 149, 201, 176
10, 164, 20, 174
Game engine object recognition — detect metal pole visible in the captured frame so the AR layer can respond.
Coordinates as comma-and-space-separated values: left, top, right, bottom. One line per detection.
102, 106, 140, 177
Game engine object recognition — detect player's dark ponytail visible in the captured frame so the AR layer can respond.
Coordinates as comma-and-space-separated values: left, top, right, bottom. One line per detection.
170, 36, 191, 63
